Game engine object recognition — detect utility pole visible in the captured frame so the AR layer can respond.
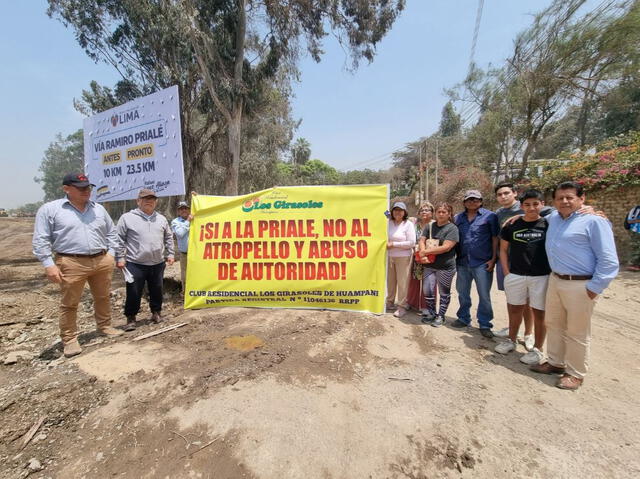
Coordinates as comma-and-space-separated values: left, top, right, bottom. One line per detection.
435, 138, 439, 196
425, 140, 430, 201
417, 144, 423, 206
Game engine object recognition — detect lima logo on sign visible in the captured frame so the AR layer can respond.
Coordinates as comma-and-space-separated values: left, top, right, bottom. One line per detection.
110, 109, 140, 127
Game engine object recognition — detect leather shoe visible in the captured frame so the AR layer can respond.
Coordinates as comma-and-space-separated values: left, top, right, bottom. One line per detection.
124, 316, 136, 332
530, 362, 565, 375
150, 312, 162, 323
556, 374, 583, 390
63, 339, 82, 358
98, 326, 123, 337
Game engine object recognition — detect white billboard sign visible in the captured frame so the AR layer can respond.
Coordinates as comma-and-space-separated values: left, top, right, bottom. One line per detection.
83, 85, 185, 202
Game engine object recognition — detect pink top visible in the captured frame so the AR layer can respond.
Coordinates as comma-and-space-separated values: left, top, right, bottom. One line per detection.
387, 220, 416, 257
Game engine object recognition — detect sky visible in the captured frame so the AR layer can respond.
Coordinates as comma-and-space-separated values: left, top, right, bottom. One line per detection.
0, 0, 564, 209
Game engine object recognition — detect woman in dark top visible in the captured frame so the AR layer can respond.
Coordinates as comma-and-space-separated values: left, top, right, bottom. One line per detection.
418, 202, 459, 327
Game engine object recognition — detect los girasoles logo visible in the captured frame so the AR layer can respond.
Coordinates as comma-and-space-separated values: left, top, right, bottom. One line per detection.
241, 197, 324, 213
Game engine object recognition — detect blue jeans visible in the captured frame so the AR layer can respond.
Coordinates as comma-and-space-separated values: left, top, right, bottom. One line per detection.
456, 263, 494, 329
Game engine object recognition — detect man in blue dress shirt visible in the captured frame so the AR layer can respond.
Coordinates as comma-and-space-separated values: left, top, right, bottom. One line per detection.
451, 189, 500, 337
171, 201, 192, 292
531, 181, 619, 390
32, 173, 122, 358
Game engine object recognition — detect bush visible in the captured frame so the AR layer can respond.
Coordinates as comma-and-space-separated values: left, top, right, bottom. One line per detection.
530, 131, 640, 192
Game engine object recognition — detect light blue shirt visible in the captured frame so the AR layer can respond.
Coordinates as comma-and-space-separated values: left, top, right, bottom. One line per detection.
545, 210, 619, 294
171, 216, 190, 253
33, 198, 119, 268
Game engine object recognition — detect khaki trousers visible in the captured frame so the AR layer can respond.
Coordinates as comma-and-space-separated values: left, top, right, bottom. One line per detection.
544, 274, 596, 379
179, 252, 187, 291
55, 253, 114, 343
387, 255, 412, 308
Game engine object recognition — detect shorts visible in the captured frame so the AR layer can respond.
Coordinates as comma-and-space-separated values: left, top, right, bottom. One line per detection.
503, 273, 549, 310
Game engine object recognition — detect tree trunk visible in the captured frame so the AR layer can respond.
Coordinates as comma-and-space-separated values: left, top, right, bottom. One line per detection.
224, 102, 243, 195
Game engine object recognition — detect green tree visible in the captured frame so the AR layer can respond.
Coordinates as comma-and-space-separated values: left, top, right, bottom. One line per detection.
291, 138, 311, 166
12, 202, 44, 216
35, 130, 84, 202
439, 101, 461, 137
48, 1, 406, 196
299, 159, 340, 185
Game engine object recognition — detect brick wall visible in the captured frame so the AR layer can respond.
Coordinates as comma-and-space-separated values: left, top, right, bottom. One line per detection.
584, 186, 640, 264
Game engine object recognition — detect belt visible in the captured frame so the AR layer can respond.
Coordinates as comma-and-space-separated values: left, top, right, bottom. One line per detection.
554, 272, 592, 281
56, 250, 106, 258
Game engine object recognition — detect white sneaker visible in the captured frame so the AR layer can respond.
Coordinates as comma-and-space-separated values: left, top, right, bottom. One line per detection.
520, 348, 544, 365
523, 334, 535, 351
393, 307, 407, 318
494, 339, 516, 355
494, 327, 510, 338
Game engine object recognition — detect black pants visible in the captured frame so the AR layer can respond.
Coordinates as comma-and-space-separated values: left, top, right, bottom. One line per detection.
124, 262, 165, 317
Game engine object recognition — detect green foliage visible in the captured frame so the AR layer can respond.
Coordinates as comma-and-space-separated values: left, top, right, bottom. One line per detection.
530, 131, 640, 192
439, 101, 461, 137
47, 0, 405, 195
290, 138, 311, 166
10, 202, 44, 216
34, 130, 84, 202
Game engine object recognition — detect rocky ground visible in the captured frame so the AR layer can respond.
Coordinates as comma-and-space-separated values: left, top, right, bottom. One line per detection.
1, 217, 639, 479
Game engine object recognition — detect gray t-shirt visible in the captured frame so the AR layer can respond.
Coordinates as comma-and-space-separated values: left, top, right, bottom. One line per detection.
495, 201, 523, 226
421, 222, 459, 270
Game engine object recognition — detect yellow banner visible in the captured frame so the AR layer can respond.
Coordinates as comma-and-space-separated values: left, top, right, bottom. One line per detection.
184, 185, 388, 313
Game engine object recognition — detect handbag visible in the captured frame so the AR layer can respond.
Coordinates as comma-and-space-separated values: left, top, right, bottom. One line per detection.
415, 223, 439, 264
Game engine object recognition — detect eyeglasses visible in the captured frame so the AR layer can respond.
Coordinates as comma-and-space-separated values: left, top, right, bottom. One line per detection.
419, 209, 433, 213
465, 198, 482, 202
141, 196, 158, 200
71, 185, 92, 191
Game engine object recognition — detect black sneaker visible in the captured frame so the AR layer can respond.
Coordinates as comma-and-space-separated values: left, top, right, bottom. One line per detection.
421, 310, 436, 324
432, 314, 445, 328
450, 319, 469, 329
479, 328, 494, 338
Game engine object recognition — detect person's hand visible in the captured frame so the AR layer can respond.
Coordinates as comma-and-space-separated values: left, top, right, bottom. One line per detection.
586, 288, 598, 300
45, 265, 64, 283
577, 205, 608, 220
187, 214, 194, 221
503, 214, 523, 228
485, 258, 496, 272
387, 241, 393, 249
191, 191, 198, 197
116, 260, 126, 270
166, 257, 175, 266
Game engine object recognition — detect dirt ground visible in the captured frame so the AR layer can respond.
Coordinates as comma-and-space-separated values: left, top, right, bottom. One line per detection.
1, 217, 639, 479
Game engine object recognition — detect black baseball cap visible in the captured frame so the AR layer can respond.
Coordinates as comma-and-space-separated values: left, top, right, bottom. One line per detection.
62, 172, 95, 187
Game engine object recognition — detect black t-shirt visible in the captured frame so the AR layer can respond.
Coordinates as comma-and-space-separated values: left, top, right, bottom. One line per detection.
500, 217, 551, 276
421, 222, 459, 270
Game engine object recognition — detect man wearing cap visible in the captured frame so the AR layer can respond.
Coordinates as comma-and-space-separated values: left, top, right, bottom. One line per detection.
171, 201, 192, 292
33, 172, 122, 358
452, 190, 500, 337
116, 188, 175, 330
530, 181, 618, 390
